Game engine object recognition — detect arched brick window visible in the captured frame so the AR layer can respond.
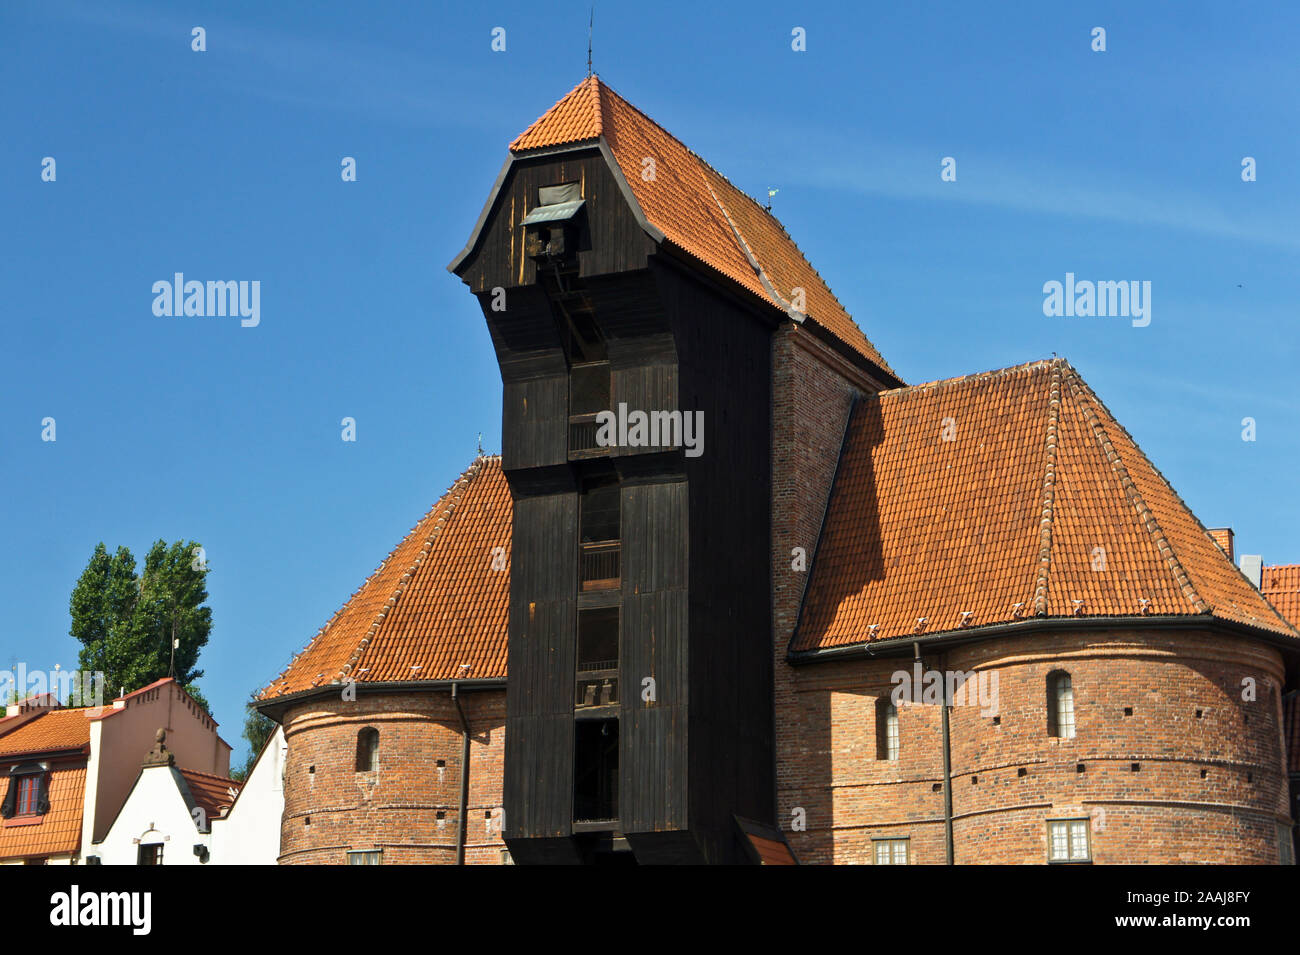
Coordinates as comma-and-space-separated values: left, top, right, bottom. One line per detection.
355, 727, 380, 772
1047, 671, 1076, 739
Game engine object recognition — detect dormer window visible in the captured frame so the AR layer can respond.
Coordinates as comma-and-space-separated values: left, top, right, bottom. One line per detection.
1, 764, 50, 819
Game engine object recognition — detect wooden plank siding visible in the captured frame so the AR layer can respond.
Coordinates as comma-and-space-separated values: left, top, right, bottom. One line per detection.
457, 151, 655, 296
457, 144, 779, 863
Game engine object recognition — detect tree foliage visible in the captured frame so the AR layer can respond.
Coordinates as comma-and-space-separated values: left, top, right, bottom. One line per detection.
69, 540, 212, 703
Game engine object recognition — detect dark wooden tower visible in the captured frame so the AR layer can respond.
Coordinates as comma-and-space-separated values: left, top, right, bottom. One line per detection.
449, 78, 895, 863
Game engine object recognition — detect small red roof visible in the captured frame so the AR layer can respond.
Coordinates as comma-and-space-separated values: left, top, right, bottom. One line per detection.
1262, 564, 1300, 632
509, 77, 896, 379
177, 768, 242, 822
0, 708, 94, 758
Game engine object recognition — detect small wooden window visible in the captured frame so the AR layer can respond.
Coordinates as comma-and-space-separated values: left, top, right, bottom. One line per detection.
873, 838, 909, 865
137, 843, 164, 866
347, 849, 383, 865
1047, 819, 1090, 862
15, 775, 40, 815
356, 727, 380, 772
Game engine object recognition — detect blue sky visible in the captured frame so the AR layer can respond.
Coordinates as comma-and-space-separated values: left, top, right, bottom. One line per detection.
3, 0, 1297, 766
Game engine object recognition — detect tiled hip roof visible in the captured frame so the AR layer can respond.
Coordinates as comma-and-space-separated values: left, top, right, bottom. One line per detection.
792, 359, 1299, 652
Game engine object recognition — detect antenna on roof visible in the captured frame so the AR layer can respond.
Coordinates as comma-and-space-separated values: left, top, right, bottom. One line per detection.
765, 187, 779, 211
587, 6, 594, 78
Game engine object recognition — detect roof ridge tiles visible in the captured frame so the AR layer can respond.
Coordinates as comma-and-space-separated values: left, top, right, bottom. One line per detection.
1063, 369, 1208, 614
876, 357, 1057, 400
1032, 360, 1064, 616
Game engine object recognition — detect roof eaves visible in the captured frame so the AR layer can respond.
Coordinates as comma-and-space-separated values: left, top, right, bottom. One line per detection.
789, 612, 1300, 665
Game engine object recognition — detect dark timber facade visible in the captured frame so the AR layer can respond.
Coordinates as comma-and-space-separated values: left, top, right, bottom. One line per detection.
450, 142, 783, 863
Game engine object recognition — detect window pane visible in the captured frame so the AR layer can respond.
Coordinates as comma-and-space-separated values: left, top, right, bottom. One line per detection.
875, 842, 889, 865
885, 704, 900, 761
1070, 821, 1089, 860
892, 841, 908, 865
1049, 822, 1068, 860
1055, 675, 1076, 739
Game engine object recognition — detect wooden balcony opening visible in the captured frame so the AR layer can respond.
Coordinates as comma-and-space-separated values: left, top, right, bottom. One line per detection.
580, 540, 621, 591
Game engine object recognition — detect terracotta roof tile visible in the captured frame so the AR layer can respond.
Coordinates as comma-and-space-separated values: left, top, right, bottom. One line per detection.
509, 78, 896, 378
0, 767, 85, 859
1262, 564, 1300, 632
793, 359, 1298, 651
0, 709, 94, 757
177, 768, 241, 822
260, 456, 511, 698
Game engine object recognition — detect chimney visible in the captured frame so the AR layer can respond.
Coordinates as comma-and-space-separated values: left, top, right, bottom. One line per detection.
1207, 527, 1235, 562
1240, 553, 1263, 589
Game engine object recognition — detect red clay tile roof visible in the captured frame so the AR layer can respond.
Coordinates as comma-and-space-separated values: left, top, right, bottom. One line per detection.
0, 709, 94, 757
510, 77, 896, 379
793, 359, 1299, 651
177, 768, 241, 822
0, 767, 85, 859
1262, 565, 1300, 632
259, 456, 511, 699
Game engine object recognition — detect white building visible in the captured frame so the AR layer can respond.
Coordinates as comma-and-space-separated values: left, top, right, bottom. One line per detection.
92, 726, 284, 865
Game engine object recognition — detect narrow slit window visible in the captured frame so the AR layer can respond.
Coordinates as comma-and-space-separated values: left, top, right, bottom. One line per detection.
1047, 671, 1076, 739
356, 727, 380, 772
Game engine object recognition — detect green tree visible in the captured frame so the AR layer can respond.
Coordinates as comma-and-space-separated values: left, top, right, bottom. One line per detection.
69, 539, 212, 704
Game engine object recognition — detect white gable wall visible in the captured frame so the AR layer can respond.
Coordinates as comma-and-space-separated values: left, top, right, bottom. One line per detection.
211, 726, 285, 865
91, 765, 208, 866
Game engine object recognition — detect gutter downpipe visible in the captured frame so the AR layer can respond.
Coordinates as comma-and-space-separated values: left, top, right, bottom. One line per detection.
896, 641, 954, 866
452, 682, 470, 866
939, 651, 955, 865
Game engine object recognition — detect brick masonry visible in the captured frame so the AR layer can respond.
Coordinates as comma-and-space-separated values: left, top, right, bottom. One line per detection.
780, 629, 1291, 864
274, 319, 1296, 865
278, 689, 507, 865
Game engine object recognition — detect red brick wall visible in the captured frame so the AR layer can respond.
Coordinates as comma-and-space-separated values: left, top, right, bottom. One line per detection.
278, 689, 507, 865
779, 628, 1292, 864
770, 323, 890, 852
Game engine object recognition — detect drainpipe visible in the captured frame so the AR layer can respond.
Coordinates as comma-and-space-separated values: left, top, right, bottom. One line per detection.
939, 651, 955, 865
451, 683, 470, 866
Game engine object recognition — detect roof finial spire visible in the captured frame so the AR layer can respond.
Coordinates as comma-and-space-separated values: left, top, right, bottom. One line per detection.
765, 187, 779, 212
587, 6, 594, 78
477, 432, 484, 456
